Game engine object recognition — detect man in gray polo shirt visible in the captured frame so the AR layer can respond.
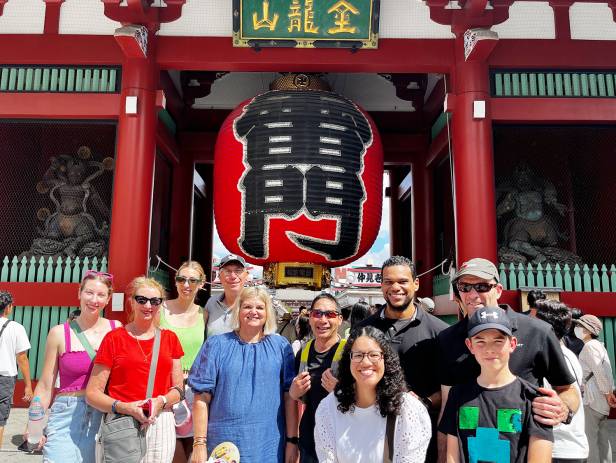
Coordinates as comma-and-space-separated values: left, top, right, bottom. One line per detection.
204, 254, 249, 337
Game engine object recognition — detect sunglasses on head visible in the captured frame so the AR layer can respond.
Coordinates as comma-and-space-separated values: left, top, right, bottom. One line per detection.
84, 269, 114, 283
456, 282, 498, 293
134, 295, 164, 307
310, 310, 340, 319
175, 276, 203, 285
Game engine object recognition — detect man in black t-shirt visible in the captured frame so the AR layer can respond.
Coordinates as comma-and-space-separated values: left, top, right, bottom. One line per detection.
289, 294, 345, 463
358, 255, 449, 462
436, 258, 579, 462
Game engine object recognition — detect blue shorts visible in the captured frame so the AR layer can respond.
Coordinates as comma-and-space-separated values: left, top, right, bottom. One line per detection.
43, 395, 103, 463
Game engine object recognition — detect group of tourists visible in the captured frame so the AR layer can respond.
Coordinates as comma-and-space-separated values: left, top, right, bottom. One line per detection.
0, 253, 614, 463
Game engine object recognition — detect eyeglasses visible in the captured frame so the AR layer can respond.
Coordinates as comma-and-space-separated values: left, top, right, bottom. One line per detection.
310, 310, 340, 319
350, 351, 384, 363
134, 295, 164, 307
84, 270, 114, 283
175, 276, 203, 285
221, 269, 245, 277
456, 282, 498, 293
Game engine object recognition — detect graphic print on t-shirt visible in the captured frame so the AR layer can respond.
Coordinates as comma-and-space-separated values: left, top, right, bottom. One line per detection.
460, 406, 522, 463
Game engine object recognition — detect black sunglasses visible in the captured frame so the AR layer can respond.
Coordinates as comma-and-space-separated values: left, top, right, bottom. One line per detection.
134, 295, 164, 306
175, 276, 203, 285
456, 282, 498, 293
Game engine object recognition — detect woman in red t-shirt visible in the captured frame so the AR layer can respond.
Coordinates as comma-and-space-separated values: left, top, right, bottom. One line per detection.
86, 276, 184, 463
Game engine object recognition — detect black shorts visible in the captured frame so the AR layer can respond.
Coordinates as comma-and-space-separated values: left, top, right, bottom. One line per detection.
0, 375, 16, 426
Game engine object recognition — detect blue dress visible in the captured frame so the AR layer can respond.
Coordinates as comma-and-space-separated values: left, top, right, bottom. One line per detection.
188, 332, 295, 462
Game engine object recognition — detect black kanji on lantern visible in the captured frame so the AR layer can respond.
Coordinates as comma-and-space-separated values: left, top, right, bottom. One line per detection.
234, 90, 373, 261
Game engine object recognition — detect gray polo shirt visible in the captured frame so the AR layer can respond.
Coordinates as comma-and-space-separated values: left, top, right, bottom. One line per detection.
204, 293, 233, 338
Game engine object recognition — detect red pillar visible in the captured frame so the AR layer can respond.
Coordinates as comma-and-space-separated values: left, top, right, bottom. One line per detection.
412, 161, 435, 293
107, 39, 158, 317
168, 150, 194, 268
450, 36, 498, 265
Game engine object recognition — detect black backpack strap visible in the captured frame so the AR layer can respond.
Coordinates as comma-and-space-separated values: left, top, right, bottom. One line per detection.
0, 319, 12, 340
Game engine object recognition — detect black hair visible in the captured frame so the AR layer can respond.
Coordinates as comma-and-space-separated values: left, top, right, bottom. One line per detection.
570, 307, 584, 320
335, 326, 407, 418
381, 256, 416, 279
0, 291, 13, 315
310, 293, 340, 312
349, 301, 371, 327
527, 290, 547, 308
535, 299, 571, 340
295, 314, 311, 341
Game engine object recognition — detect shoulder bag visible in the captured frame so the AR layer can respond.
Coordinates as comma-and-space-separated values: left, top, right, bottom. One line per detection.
383, 413, 396, 463
99, 328, 161, 463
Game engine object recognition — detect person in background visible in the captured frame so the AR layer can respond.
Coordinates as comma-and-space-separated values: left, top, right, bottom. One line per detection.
574, 314, 616, 463
290, 294, 345, 463
189, 286, 298, 463
87, 277, 184, 463
28, 271, 118, 462
526, 289, 547, 317
344, 301, 372, 337
314, 326, 431, 462
0, 291, 33, 448
535, 300, 589, 463
160, 261, 206, 463
291, 311, 311, 356
204, 254, 248, 338
564, 307, 585, 357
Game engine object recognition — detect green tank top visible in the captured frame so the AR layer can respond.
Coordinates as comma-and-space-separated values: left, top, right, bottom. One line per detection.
159, 306, 205, 372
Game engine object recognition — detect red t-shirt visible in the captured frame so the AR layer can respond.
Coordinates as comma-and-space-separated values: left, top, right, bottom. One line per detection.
95, 327, 184, 402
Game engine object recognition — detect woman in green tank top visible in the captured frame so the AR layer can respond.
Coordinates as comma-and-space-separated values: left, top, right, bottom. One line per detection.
159, 261, 206, 463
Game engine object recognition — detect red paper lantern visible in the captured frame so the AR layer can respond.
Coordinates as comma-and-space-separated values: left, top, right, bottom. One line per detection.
214, 89, 383, 267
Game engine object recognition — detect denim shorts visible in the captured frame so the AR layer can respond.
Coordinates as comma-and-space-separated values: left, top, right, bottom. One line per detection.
43, 395, 103, 463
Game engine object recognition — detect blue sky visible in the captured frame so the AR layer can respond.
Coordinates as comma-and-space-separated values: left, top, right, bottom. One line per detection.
211, 173, 391, 274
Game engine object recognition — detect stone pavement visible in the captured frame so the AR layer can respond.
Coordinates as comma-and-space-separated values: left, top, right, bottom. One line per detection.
2, 407, 616, 462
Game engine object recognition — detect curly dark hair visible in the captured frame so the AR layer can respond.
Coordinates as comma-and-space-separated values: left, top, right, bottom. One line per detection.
535, 299, 571, 340
335, 326, 407, 418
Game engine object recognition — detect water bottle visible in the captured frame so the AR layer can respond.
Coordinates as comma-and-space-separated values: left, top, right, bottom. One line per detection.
27, 397, 46, 447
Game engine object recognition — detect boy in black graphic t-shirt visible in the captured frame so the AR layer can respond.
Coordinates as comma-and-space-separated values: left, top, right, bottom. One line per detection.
439, 306, 553, 463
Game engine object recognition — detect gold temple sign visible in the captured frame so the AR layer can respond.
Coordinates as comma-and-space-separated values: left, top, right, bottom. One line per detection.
233, 0, 379, 49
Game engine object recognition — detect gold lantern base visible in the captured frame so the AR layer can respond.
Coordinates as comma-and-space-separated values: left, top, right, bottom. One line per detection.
263, 262, 331, 290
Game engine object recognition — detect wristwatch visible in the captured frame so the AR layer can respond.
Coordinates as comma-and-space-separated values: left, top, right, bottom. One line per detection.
562, 406, 574, 425
286, 436, 299, 445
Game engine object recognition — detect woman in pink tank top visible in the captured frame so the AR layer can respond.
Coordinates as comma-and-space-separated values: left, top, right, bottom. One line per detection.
27, 270, 121, 462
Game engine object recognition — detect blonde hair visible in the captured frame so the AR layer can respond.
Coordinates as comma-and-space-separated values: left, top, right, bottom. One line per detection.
177, 261, 206, 281
125, 276, 165, 323
230, 286, 277, 335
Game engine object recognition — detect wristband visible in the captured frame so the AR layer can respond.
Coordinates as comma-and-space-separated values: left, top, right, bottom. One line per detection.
286, 436, 299, 445
158, 395, 168, 409
111, 400, 119, 414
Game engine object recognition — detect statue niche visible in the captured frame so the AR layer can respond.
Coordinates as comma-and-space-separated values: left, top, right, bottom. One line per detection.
496, 162, 582, 266
27, 146, 114, 258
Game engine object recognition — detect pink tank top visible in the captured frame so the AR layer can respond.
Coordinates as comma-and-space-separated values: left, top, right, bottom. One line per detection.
57, 320, 116, 393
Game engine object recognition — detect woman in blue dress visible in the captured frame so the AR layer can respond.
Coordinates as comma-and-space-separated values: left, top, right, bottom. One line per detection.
188, 286, 298, 463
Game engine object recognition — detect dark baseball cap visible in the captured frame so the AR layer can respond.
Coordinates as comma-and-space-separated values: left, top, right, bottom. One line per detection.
219, 254, 246, 269
467, 306, 512, 338
454, 258, 499, 283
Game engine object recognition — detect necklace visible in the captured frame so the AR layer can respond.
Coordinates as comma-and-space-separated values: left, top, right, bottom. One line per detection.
127, 326, 152, 362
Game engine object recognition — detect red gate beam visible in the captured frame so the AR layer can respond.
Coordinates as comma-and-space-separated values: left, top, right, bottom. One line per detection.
0, 282, 79, 307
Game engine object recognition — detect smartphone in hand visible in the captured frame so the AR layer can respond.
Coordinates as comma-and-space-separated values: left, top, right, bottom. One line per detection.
141, 399, 152, 418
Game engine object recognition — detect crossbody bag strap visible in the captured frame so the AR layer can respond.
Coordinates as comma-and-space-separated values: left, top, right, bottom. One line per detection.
146, 328, 161, 398
0, 319, 11, 340
69, 320, 97, 361
383, 413, 396, 463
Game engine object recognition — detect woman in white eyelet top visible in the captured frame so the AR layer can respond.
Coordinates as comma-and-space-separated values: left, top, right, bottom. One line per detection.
315, 326, 431, 463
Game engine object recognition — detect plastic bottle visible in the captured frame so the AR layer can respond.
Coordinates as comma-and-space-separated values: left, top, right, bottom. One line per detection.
27, 397, 47, 446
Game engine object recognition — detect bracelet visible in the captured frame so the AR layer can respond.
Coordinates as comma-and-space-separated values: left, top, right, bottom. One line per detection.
169, 385, 185, 401
286, 436, 299, 445
111, 400, 119, 414
158, 395, 168, 409
193, 436, 207, 447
